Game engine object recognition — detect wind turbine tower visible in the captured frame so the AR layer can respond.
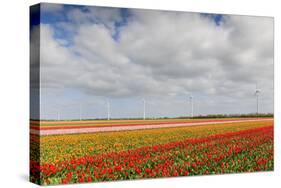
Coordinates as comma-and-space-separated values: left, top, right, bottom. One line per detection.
255, 83, 261, 115
79, 103, 82, 121
57, 110, 60, 121
107, 100, 111, 120
57, 104, 60, 121
189, 95, 194, 118
142, 98, 146, 120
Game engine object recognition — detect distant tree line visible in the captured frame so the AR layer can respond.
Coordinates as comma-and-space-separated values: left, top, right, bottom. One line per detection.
33, 113, 273, 121
177, 113, 274, 119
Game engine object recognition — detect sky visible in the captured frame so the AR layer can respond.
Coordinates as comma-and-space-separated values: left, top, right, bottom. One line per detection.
30, 3, 274, 120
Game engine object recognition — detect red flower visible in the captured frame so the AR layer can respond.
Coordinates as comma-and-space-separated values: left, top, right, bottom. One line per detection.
114, 165, 122, 172
87, 176, 92, 182
145, 168, 151, 174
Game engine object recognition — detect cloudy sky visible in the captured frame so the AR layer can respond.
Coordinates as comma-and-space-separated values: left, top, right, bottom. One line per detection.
30, 3, 273, 120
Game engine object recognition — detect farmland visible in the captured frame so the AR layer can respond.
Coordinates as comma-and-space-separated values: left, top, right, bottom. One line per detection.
30, 118, 274, 185
31, 118, 263, 129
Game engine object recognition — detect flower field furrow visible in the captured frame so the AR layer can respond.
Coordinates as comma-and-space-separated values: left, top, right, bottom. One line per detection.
32, 118, 267, 129
30, 125, 273, 185
32, 121, 272, 163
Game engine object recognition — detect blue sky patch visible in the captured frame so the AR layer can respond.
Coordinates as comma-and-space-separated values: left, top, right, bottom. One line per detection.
201, 13, 224, 26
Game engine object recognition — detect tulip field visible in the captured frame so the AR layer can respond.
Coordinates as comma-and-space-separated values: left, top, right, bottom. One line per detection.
30, 119, 274, 185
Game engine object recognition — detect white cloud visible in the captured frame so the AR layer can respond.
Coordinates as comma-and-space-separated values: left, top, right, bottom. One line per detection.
36, 6, 274, 117
41, 3, 64, 13
66, 6, 123, 34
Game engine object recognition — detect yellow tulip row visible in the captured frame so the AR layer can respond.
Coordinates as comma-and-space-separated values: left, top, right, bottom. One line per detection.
32, 120, 272, 164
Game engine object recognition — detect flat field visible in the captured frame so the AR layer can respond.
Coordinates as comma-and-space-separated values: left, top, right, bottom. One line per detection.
31, 118, 259, 128
30, 118, 274, 185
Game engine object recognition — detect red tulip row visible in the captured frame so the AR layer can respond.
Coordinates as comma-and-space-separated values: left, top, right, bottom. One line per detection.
30, 126, 273, 185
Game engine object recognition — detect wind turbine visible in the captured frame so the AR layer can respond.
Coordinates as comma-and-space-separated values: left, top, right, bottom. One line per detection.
142, 98, 146, 120
254, 83, 261, 115
57, 110, 60, 121
106, 99, 111, 120
189, 95, 194, 118
79, 103, 82, 121
56, 103, 61, 121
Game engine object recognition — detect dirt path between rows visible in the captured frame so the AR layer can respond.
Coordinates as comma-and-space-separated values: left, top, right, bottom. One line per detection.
30, 118, 273, 136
